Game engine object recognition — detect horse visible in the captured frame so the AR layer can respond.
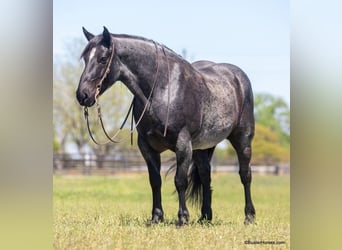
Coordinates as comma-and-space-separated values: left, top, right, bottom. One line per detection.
76, 26, 256, 226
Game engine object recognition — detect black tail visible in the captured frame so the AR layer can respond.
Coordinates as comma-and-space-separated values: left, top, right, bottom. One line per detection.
166, 160, 203, 207
186, 162, 203, 207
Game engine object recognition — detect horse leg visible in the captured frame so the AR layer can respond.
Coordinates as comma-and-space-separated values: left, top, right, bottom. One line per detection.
137, 135, 164, 223
192, 147, 215, 222
229, 130, 256, 224
174, 128, 192, 227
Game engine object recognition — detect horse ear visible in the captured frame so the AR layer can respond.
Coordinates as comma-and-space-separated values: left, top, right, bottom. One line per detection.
102, 26, 112, 48
82, 27, 94, 41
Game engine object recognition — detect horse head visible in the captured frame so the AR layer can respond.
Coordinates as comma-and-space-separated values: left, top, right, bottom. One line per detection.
76, 27, 118, 107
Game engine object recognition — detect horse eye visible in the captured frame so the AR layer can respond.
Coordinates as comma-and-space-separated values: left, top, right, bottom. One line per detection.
99, 57, 108, 64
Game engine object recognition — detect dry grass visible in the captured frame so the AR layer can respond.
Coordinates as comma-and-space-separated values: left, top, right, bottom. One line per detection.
53, 173, 290, 249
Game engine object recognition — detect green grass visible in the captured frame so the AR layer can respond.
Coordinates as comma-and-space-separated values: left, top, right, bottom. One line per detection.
54, 173, 290, 249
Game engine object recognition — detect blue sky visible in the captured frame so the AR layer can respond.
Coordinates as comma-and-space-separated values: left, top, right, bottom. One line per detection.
54, 0, 289, 104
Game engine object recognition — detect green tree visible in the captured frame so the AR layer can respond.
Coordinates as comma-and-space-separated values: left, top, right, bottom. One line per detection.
53, 58, 88, 153
254, 93, 290, 147
215, 123, 289, 166
252, 124, 290, 165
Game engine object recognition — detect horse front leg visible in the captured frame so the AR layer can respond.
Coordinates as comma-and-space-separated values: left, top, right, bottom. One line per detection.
137, 135, 164, 224
174, 128, 192, 227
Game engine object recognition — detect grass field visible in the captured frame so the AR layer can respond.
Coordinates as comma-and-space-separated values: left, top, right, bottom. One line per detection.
53, 173, 290, 249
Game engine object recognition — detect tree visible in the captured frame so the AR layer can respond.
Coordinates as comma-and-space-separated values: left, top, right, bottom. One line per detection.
53, 38, 137, 156
214, 123, 289, 166
251, 124, 290, 165
53, 58, 88, 153
254, 93, 290, 147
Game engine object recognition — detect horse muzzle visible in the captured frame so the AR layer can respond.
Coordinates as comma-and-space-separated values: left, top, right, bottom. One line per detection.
76, 88, 96, 107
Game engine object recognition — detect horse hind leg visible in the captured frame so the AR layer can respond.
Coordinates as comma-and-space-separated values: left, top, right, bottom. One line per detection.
190, 147, 215, 223
228, 129, 256, 225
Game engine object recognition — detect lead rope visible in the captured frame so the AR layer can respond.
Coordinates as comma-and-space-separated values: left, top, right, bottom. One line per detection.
130, 98, 135, 145
162, 47, 171, 137
84, 38, 164, 145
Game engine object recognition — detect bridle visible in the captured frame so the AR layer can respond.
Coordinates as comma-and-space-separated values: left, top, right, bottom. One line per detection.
83, 36, 170, 145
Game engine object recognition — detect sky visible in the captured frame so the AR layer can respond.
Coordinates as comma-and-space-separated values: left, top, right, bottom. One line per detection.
54, 0, 289, 104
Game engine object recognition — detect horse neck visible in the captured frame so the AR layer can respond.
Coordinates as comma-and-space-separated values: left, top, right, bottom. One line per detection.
114, 36, 162, 104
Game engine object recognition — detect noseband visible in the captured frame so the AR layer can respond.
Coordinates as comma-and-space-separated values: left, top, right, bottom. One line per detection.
83, 37, 170, 145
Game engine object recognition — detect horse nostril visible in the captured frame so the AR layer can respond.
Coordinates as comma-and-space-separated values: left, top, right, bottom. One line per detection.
76, 90, 89, 106
81, 92, 90, 106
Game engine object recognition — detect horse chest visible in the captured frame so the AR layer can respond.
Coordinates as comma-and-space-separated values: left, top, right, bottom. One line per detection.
139, 128, 175, 152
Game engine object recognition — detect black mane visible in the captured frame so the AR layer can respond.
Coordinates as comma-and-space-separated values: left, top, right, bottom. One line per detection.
80, 33, 185, 62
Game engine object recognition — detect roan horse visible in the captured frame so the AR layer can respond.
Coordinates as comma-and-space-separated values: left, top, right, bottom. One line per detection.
76, 27, 255, 226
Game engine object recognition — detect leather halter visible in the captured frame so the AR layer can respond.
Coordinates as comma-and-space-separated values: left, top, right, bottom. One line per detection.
83, 37, 170, 145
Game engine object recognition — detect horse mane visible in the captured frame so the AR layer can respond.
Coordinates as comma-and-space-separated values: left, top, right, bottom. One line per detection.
80, 33, 187, 63
114, 34, 172, 51
113, 33, 187, 62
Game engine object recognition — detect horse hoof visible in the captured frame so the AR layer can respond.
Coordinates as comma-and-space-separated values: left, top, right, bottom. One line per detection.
146, 215, 164, 226
176, 216, 188, 228
198, 215, 212, 225
244, 214, 255, 225
176, 222, 188, 228
152, 215, 164, 223
198, 218, 212, 226
151, 209, 164, 224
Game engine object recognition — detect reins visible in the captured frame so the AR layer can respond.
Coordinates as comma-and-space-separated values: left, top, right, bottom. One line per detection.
83, 37, 171, 145
162, 47, 170, 137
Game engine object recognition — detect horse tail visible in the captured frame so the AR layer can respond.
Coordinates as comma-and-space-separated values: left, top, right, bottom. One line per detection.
166, 160, 203, 207
186, 162, 202, 207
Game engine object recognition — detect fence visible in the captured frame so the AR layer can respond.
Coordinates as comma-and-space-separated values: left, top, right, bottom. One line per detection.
53, 153, 290, 176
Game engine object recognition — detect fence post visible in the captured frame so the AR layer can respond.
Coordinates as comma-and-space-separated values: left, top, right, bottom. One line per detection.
83, 153, 92, 175
274, 165, 279, 176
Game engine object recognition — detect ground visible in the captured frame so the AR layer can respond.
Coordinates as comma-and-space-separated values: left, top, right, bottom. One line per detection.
53, 173, 290, 249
